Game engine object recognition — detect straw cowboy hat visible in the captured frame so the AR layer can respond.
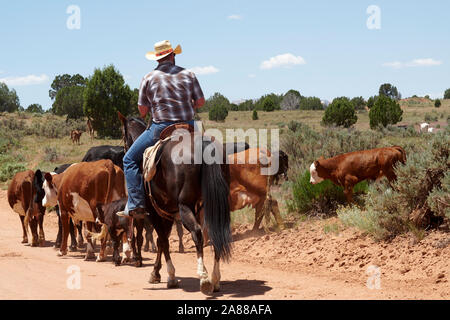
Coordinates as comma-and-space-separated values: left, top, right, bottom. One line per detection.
145, 40, 182, 61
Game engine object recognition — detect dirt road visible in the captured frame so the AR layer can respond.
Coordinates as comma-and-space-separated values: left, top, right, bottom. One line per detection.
0, 190, 448, 300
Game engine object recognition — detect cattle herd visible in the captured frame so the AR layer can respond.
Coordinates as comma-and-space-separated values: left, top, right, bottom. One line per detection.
6, 116, 408, 295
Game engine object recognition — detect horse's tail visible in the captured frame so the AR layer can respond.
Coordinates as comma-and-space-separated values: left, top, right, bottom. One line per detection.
201, 141, 232, 262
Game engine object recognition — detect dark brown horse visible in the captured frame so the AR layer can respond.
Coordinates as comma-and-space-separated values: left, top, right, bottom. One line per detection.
118, 112, 232, 295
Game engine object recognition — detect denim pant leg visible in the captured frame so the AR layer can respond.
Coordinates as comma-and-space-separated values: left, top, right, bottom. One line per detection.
123, 123, 167, 211
123, 119, 196, 212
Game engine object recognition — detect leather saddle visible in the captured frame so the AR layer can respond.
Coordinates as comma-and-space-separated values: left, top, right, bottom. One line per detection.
142, 122, 195, 221
143, 122, 194, 182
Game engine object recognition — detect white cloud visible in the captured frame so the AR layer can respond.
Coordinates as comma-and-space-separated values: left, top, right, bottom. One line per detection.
188, 66, 219, 75
382, 58, 442, 69
248, 74, 256, 78
227, 14, 242, 20
0, 74, 49, 86
260, 53, 306, 70
408, 58, 442, 67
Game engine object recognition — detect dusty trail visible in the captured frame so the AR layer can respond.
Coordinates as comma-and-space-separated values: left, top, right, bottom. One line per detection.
0, 190, 447, 300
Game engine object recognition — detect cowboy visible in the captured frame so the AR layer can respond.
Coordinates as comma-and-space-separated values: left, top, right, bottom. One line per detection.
117, 40, 205, 218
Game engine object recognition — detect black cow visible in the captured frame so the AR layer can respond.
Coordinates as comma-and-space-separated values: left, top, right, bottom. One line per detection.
82, 145, 125, 169
272, 149, 289, 184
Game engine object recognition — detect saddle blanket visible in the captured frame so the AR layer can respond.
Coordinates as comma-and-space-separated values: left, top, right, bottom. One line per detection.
142, 137, 170, 182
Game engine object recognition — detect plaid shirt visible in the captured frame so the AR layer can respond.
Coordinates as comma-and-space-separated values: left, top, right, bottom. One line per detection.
138, 61, 204, 123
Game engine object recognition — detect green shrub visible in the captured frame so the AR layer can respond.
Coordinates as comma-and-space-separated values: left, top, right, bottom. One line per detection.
434, 99, 441, 108
288, 170, 368, 217
208, 104, 228, 121
262, 96, 276, 112
369, 95, 403, 129
0, 155, 26, 182
252, 110, 258, 120
427, 172, 450, 219
322, 97, 357, 128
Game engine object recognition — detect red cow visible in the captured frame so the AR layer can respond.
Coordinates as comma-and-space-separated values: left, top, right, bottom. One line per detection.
310, 146, 406, 202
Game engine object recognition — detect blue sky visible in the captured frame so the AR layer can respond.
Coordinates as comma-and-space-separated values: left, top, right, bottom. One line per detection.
0, 0, 449, 110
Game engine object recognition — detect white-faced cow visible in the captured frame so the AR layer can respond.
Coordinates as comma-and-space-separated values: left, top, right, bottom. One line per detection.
310, 146, 406, 203
42, 159, 126, 260
7, 170, 46, 246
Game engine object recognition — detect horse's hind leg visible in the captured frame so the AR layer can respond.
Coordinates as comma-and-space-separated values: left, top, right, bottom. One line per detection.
211, 254, 221, 292
179, 204, 210, 293
149, 216, 174, 286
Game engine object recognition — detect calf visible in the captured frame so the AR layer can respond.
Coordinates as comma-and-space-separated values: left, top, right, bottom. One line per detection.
87, 198, 158, 266
82, 145, 125, 169
42, 159, 126, 259
310, 146, 407, 203
70, 130, 82, 145
7, 170, 46, 246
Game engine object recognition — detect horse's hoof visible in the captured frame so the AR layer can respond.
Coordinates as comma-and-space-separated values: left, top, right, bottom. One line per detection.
134, 260, 143, 268
39, 239, 45, 247
22, 238, 28, 244
167, 278, 179, 289
151, 246, 157, 253
149, 273, 161, 284
57, 250, 67, 257
69, 245, 77, 252
179, 246, 185, 253
214, 283, 220, 292
114, 260, 121, 267
200, 278, 214, 296
143, 245, 149, 252
31, 241, 38, 247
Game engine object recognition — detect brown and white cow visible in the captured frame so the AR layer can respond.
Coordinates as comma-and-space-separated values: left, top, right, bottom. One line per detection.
310, 146, 407, 203
42, 159, 126, 259
227, 148, 287, 231
7, 169, 46, 246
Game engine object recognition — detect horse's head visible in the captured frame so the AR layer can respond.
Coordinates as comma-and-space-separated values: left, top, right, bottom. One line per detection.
117, 111, 147, 151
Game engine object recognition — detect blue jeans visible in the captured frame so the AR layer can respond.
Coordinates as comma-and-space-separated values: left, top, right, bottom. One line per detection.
123, 120, 195, 212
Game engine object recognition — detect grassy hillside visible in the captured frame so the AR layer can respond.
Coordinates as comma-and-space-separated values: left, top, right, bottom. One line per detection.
199, 98, 449, 135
